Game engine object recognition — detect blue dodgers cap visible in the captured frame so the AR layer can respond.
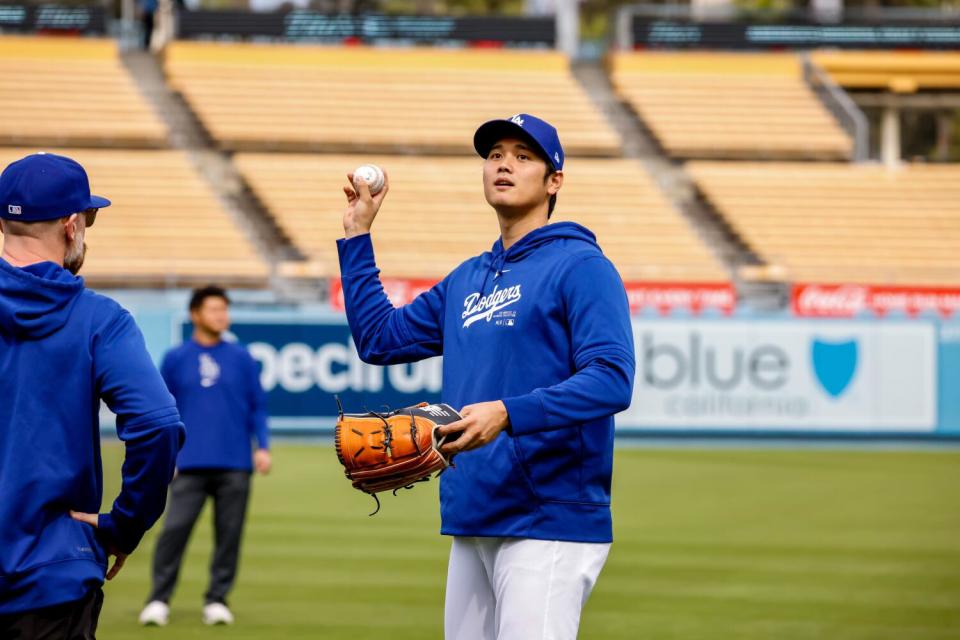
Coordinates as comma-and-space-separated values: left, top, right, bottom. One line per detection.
0, 152, 111, 222
474, 113, 564, 171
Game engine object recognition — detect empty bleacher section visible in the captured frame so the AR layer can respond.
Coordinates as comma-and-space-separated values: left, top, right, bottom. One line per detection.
609, 52, 852, 160
235, 153, 729, 282
0, 37, 167, 148
687, 162, 960, 286
811, 51, 960, 93
164, 43, 621, 156
0, 149, 268, 286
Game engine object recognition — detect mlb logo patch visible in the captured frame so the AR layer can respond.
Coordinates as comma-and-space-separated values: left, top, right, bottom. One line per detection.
7, 205, 21, 215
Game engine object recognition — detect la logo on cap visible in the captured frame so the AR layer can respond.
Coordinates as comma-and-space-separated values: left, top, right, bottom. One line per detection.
7, 205, 21, 215
510, 114, 525, 126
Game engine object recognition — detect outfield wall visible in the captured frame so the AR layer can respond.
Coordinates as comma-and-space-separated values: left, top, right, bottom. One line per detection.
109, 291, 960, 439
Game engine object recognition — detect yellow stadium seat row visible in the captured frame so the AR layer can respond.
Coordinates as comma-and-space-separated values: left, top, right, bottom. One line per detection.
611, 52, 805, 76
610, 52, 853, 160
811, 51, 960, 92
0, 148, 268, 285
0, 36, 167, 148
164, 42, 621, 156
688, 161, 960, 286
166, 41, 574, 71
0, 36, 118, 60
234, 153, 730, 283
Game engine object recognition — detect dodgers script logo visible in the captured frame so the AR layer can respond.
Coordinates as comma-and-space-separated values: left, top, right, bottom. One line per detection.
462, 285, 522, 328
811, 338, 858, 398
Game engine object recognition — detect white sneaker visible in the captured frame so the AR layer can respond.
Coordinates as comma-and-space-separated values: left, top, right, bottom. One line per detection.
139, 601, 170, 626
202, 602, 234, 626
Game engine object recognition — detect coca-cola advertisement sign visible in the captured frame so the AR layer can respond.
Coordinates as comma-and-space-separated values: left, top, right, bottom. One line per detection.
793, 284, 960, 318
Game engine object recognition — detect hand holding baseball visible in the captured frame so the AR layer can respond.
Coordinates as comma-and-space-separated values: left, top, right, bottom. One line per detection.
343, 165, 388, 239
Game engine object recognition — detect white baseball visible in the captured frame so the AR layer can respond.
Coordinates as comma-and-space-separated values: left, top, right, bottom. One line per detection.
353, 164, 385, 196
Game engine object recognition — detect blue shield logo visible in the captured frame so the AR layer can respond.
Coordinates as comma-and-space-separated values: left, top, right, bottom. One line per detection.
811, 338, 858, 398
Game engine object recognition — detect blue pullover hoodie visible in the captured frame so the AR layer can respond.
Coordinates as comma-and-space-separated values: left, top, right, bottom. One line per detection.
338, 222, 635, 543
0, 258, 184, 614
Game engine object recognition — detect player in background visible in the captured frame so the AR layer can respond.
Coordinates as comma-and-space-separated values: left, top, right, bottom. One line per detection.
139, 286, 272, 627
0, 152, 185, 638
338, 114, 635, 639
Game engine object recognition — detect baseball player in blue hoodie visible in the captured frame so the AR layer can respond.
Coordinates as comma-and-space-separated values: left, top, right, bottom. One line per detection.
338, 115, 636, 638
0, 153, 185, 638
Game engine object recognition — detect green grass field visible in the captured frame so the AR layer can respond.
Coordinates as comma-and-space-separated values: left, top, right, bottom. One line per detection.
97, 443, 960, 639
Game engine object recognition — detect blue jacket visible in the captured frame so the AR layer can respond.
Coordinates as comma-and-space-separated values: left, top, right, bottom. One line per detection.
0, 259, 184, 614
161, 339, 270, 472
338, 222, 635, 543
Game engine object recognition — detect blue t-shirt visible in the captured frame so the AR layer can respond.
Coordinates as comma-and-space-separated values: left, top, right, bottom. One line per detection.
161, 339, 269, 472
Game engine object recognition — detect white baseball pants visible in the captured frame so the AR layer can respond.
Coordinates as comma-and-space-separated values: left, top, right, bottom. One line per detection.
444, 536, 611, 640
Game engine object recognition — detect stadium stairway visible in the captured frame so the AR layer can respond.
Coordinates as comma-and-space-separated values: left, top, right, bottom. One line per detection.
571, 61, 786, 309
119, 43, 782, 305
119, 50, 309, 294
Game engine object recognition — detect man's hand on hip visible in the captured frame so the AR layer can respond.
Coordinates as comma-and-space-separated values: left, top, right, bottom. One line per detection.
69, 511, 128, 580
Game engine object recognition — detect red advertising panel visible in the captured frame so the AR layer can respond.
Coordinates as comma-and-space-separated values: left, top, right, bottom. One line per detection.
331, 279, 737, 315
329, 277, 439, 312
623, 282, 736, 315
792, 284, 960, 318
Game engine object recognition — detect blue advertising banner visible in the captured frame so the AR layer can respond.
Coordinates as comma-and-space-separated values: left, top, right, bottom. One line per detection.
164, 312, 960, 438
181, 320, 441, 429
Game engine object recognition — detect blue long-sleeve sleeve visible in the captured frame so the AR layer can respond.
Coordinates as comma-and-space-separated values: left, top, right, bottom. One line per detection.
337, 233, 446, 364
501, 255, 635, 436
247, 354, 270, 450
94, 311, 185, 554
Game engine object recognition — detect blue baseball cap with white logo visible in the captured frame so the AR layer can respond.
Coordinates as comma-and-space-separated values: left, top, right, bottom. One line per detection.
0, 152, 111, 222
473, 113, 564, 171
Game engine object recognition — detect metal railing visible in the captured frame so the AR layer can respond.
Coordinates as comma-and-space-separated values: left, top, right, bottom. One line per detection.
801, 54, 869, 163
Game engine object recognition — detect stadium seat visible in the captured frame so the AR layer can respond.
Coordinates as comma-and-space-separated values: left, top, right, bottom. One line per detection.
688, 161, 960, 285
0, 148, 268, 286
235, 153, 729, 283
0, 36, 167, 148
164, 42, 621, 157
609, 52, 852, 160
811, 51, 960, 93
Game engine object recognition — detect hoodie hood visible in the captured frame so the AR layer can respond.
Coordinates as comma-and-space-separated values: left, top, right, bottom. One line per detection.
0, 258, 84, 339
489, 221, 599, 276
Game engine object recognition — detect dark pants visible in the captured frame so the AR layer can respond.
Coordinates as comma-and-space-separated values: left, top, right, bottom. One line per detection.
147, 470, 251, 606
140, 10, 154, 50
0, 588, 103, 640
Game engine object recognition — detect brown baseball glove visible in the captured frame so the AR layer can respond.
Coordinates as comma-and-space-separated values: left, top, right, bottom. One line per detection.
334, 399, 461, 514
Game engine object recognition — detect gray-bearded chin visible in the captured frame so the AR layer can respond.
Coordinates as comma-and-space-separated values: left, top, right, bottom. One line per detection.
64, 241, 87, 275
